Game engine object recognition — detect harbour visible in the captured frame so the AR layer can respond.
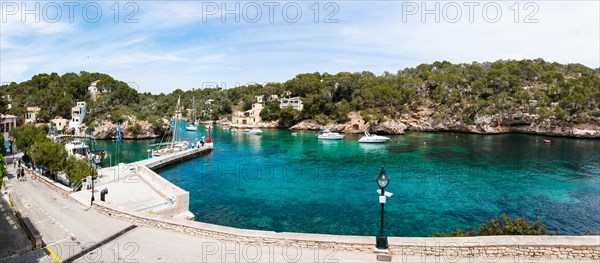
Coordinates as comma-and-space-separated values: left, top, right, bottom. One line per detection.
82, 127, 600, 237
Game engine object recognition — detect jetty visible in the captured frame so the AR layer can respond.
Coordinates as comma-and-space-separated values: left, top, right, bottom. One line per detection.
71, 143, 213, 219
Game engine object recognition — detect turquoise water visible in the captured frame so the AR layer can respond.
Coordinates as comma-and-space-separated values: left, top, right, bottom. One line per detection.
97, 122, 600, 236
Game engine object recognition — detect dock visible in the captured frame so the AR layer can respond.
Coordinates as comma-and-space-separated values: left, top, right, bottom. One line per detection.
70, 143, 213, 219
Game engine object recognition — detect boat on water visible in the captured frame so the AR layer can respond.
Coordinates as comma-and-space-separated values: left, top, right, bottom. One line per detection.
151, 96, 190, 157
249, 128, 263, 135
317, 130, 344, 140
358, 132, 390, 143
65, 140, 106, 165
186, 97, 198, 131
291, 132, 298, 136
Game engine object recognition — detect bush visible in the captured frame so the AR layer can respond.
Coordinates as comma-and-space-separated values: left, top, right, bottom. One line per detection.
0, 155, 5, 188
278, 107, 299, 127
127, 123, 143, 135
64, 156, 97, 185
433, 214, 551, 237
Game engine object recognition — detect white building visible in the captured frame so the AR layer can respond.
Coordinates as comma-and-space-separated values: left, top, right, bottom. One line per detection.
2, 95, 11, 109
69, 102, 87, 129
232, 103, 264, 126
50, 117, 68, 135
280, 97, 303, 111
25, 107, 41, 123
1, 114, 17, 152
88, 80, 103, 100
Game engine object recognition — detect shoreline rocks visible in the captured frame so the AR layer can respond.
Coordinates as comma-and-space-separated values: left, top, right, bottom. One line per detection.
290, 109, 600, 138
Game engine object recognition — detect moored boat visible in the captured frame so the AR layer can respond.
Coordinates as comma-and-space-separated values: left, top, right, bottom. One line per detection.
186, 97, 198, 131
317, 130, 344, 140
150, 96, 191, 157
358, 132, 390, 143
249, 128, 263, 135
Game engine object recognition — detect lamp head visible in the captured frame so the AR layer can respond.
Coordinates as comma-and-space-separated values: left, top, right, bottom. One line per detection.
376, 166, 390, 189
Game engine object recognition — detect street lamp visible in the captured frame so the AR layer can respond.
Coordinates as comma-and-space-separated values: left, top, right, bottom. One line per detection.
376, 166, 390, 250
90, 159, 95, 206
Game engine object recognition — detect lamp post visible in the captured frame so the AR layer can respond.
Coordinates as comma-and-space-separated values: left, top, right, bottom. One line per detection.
376, 166, 390, 250
90, 163, 95, 206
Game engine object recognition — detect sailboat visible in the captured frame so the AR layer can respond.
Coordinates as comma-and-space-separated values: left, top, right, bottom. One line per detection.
186, 97, 198, 131
150, 96, 190, 157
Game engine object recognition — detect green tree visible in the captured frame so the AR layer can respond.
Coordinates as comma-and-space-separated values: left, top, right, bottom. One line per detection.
9, 124, 47, 153
0, 155, 6, 188
260, 101, 281, 121
64, 156, 97, 185
30, 140, 67, 173
278, 107, 299, 127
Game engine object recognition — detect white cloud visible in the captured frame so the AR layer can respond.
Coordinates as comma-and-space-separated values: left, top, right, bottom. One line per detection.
1, 1, 598, 93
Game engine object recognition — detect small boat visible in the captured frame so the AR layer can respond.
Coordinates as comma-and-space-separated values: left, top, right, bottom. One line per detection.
249, 128, 263, 135
317, 130, 344, 140
65, 139, 106, 165
543, 140, 551, 144
291, 132, 298, 136
186, 97, 198, 131
359, 132, 390, 143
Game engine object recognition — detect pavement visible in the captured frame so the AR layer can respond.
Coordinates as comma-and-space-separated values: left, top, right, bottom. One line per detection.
1, 161, 598, 262
0, 188, 32, 260
0, 163, 382, 262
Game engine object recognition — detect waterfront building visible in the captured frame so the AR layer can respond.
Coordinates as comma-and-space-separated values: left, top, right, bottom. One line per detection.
280, 97, 304, 111
25, 107, 41, 123
50, 117, 68, 135
232, 103, 264, 125
1, 114, 17, 153
69, 102, 87, 130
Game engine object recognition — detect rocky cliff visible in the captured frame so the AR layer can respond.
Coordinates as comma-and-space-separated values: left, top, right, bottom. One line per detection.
290, 109, 600, 138
92, 116, 167, 139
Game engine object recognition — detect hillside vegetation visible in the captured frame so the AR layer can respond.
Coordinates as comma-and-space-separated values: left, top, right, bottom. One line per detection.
1, 59, 598, 137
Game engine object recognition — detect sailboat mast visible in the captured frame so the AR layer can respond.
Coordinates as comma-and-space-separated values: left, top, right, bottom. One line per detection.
172, 96, 181, 146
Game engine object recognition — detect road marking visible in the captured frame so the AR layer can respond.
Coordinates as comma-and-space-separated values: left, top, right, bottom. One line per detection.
45, 235, 75, 248
46, 246, 63, 263
34, 218, 52, 224
63, 225, 138, 263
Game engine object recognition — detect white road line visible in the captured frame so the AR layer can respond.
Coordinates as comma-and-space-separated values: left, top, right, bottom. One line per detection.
43, 235, 74, 248
34, 218, 52, 224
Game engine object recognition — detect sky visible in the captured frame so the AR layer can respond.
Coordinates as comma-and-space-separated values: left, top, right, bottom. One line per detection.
1, 0, 599, 94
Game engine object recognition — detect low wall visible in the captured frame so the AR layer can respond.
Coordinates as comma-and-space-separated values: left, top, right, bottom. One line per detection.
136, 165, 189, 216
36, 174, 72, 197
92, 202, 600, 260
132, 144, 213, 216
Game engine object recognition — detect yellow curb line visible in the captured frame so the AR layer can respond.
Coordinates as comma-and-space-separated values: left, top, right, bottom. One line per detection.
46, 246, 63, 263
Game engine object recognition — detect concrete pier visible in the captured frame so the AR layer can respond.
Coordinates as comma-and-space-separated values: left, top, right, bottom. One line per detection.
71, 143, 213, 218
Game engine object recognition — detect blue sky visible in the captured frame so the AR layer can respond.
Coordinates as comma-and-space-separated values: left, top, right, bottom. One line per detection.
1, 1, 599, 93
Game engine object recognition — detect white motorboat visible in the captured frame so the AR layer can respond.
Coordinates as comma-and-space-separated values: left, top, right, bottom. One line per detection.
65, 140, 105, 165
317, 130, 344, 140
358, 132, 390, 143
249, 128, 263, 135
185, 124, 197, 131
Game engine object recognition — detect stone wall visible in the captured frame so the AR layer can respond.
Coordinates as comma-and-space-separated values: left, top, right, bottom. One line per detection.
93, 202, 600, 260
35, 174, 71, 197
